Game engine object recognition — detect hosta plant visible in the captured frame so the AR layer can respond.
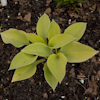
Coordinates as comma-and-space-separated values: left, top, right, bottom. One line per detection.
0, 13, 98, 90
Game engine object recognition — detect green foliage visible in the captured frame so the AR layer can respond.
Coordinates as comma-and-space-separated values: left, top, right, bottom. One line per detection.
0, 13, 99, 90
36, 13, 50, 42
53, 0, 86, 13
47, 53, 67, 83
64, 22, 87, 41
9, 52, 38, 70
0, 25, 2, 29
48, 20, 60, 40
43, 63, 58, 90
26, 1, 30, 4
1, 29, 29, 47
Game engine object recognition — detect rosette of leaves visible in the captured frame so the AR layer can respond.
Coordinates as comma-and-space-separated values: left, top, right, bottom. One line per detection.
0, 13, 98, 90
54, 0, 86, 13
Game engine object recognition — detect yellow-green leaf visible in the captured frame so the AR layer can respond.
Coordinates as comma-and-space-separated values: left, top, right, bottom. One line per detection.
22, 43, 52, 57
9, 52, 38, 70
43, 62, 58, 91
48, 34, 76, 48
48, 20, 60, 40
47, 53, 67, 83
1, 29, 29, 48
60, 41, 99, 63
36, 13, 50, 42
12, 59, 45, 82
26, 33, 46, 44
12, 63, 36, 82
64, 22, 87, 41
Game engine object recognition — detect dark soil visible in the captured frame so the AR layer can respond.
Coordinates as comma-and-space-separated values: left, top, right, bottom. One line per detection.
0, 0, 100, 100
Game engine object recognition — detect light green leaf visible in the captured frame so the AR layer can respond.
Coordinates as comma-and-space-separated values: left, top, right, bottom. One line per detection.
36, 13, 50, 42
60, 41, 99, 63
48, 20, 60, 40
9, 52, 38, 70
12, 59, 45, 82
47, 52, 67, 83
26, 33, 46, 44
1, 29, 29, 48
48, 34, 76, 48
22, 43, 52, 57
64, 22, 87, 41
43, 62, 58, 91
12, 63, 36, 82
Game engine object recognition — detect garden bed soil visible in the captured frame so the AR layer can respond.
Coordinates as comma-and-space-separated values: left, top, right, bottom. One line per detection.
0, 0, 100, 100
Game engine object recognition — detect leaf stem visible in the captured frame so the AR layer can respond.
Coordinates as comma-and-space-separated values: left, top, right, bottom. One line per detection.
36, 59, 46, 64
56, 49, 57, 54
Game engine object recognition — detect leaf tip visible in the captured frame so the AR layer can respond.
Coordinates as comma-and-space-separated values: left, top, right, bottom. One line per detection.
96, 51, 99, 54
11, 79, 14, 83
58, 81, 62, 84
8, 68, 11, 71
53, 88, 56, 91
43, 13, 48, 17
11, 77, 17, 83
21, 49, 24, 52
8, 66, 13, 71
84, 22, 87, 26
52, 19, 55, 22
81, 22, 87, 28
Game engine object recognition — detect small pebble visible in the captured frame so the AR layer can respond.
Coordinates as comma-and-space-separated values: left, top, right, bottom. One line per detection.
29, 89, 31, 91
97, 97, 99, 99
43, 93, 48, 99
39, 82, 41, 85
66, 82, 68, 85
72, 64, 75, 66
68, 19, 71, 24
91, 11, 93, 13
50, 91, 52, 93
18, 12, 21, 16
30, 79, 34, 85
85, 97, 87, 99
79, 79, 84, 84
38, 17, 40, 19
61, 96, 65, 99
6, 19, 8, 21
1, 0, 7, 6
8, 16, 10, 18
97, 40, 100, 43
45, 4, 48, 6
15, 2, 18, 4
39, 13, 41, 16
